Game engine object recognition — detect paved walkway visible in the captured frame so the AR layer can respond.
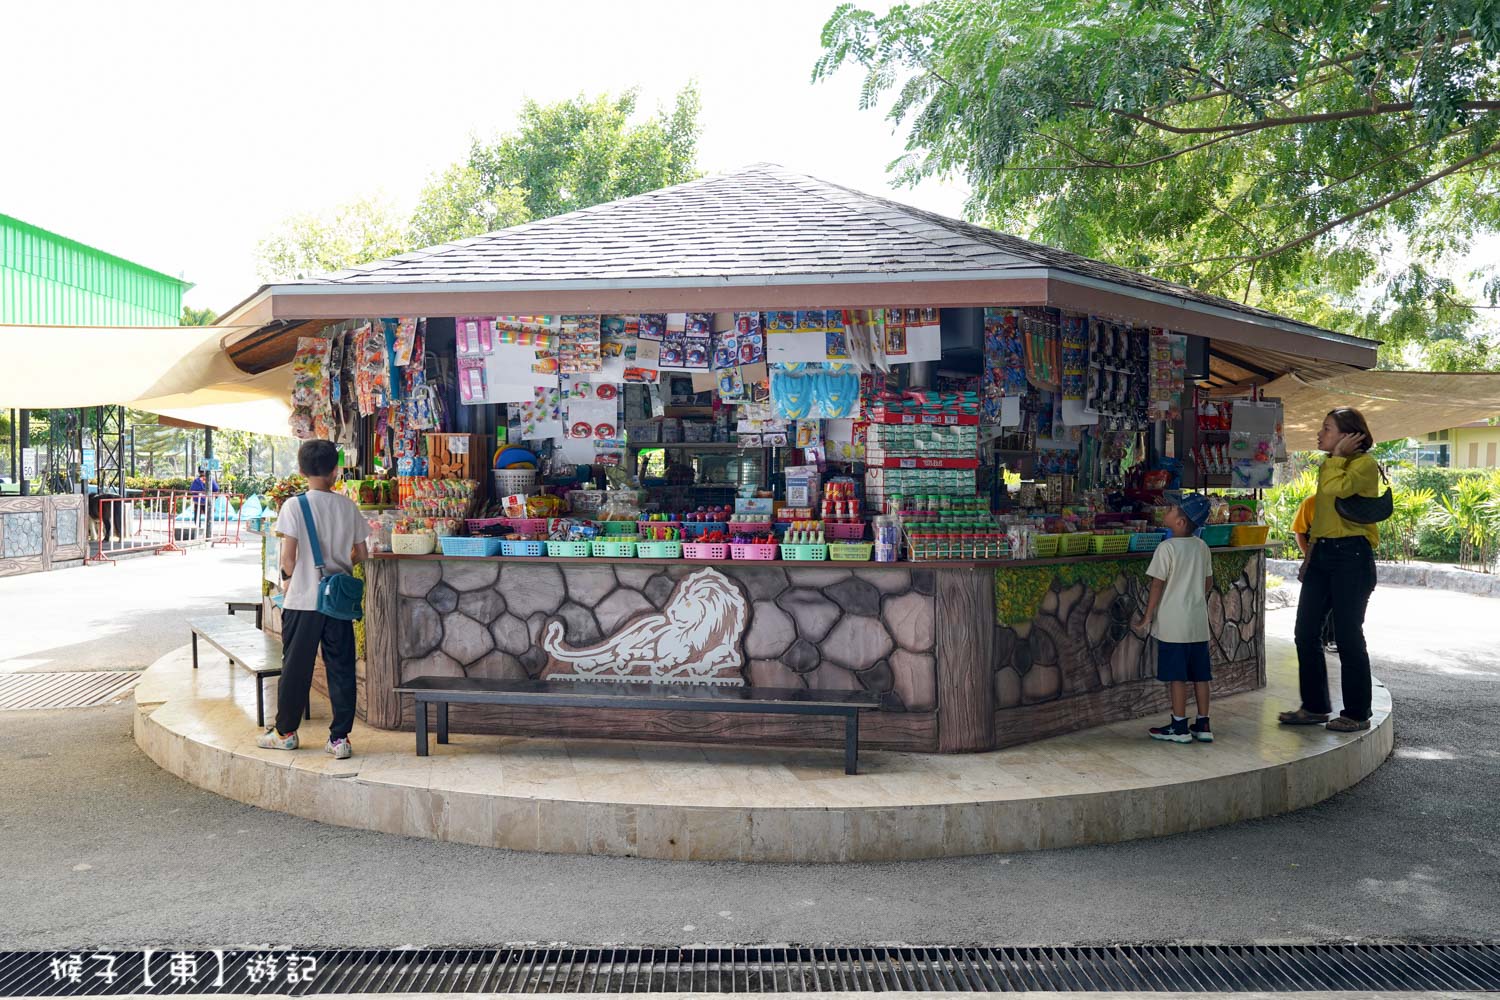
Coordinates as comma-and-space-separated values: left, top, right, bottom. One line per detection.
2, 579, 1497, 949
0, 544, 261, 673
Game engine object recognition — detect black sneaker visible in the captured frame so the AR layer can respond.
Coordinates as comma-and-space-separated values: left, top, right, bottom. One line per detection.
1148, 717, 1192, 743
1190, 717, 1214, 743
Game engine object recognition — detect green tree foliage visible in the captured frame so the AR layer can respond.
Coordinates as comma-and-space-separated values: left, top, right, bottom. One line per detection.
254, 195, 411, 282
815, 0, 1500, 366
254, 86, 704, 275
408, 162, 529, 248
180, 305, 218, 326
415, 85, 704, 245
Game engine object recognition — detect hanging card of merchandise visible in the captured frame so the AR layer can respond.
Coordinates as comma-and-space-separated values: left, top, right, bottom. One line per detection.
1228, 399, 1284, 488
288, 337, 332, 439
1149, 329, 1188, 421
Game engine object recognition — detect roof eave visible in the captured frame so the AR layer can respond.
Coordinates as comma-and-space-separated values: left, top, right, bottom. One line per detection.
237, 266, 1376, 369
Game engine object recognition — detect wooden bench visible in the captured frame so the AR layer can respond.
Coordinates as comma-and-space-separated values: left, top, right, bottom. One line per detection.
394, 677, 881, 774
188, 616, 308, 729
225, 600, 263, 630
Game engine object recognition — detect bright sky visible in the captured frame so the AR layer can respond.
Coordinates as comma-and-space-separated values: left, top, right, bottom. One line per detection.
2, 0, 969, 315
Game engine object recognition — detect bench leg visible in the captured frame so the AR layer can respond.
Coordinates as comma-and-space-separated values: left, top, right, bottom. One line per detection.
845, 712, 859, 775
191, 633, 198, 670
415, 701, 429, 757
256, 677, 266, 729
437, 702, 449, 745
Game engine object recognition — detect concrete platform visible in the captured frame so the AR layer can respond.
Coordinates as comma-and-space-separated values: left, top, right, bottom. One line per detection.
132, 639, 1392, 862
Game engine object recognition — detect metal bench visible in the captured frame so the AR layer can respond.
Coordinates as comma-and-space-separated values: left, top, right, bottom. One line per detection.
394, 677, 881, 774
188, 616, 308, 729
225, 600, 264, 629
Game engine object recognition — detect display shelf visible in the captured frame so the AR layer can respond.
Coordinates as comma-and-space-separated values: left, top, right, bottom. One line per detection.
628, 441, 747, 451
867, 410, 980, 426
866, 454, 981, 470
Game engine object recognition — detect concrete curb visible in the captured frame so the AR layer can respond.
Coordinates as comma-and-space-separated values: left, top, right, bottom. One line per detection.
1267, 558, 1500, 597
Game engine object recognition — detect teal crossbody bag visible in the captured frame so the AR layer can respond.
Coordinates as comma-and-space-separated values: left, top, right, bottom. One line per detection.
296, 493, 365, 621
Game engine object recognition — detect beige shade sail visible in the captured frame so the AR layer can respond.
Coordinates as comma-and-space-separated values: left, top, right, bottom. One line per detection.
1265, 369, 1500, 451
0, 323, 291, 436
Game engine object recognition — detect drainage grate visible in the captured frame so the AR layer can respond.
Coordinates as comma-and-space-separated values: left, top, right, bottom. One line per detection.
2, 944, 1498, 995
0, 671, 140, 711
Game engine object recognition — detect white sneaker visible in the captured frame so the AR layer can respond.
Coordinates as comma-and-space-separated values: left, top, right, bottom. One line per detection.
325, 737, 352, 759
256, 728, 298, 750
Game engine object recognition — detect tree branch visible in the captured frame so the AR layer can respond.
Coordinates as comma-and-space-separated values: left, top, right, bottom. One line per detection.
1190, 140, 1500, 286
1086, 101, 1500, 136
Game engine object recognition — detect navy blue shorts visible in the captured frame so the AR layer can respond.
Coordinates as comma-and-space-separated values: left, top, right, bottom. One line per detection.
1156, 639, 1212, 682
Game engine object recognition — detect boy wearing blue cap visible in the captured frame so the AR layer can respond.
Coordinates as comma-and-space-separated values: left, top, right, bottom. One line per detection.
1135, 493, 1216, 744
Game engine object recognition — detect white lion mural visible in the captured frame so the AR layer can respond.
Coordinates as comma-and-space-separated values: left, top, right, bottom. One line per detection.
541, 567, 749, 686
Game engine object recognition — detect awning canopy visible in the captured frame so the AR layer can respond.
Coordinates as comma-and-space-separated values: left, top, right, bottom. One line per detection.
0, 323, 292, 436
1265, 369, 1500, 451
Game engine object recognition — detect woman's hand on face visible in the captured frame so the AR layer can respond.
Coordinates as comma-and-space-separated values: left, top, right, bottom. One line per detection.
1331, 432, 1362, 458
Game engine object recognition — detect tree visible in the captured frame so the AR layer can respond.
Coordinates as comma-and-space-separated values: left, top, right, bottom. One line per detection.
254, 194, 411, 281
408, 162, 529, 248
815, 0, 1500, 366
181, 305, 218, 326
410, 85, 704, 246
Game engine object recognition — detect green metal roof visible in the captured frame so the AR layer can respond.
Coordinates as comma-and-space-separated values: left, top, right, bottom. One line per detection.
0, 212, 190, 326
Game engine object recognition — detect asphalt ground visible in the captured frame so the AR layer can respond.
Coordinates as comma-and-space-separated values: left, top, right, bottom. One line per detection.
1, 577, 1496, 950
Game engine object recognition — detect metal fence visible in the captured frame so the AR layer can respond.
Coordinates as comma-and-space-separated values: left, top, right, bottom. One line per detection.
87, 491, 246, 565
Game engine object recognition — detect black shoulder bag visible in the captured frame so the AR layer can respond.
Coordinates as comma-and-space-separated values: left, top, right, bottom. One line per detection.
1333, 460, 1393, 525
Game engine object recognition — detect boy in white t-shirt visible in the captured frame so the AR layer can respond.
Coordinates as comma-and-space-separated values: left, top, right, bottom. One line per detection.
1134, 493, 1216, 744
256, 440, 369, 759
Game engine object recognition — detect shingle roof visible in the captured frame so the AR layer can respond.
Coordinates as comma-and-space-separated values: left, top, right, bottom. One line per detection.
296, 163, 1341, 337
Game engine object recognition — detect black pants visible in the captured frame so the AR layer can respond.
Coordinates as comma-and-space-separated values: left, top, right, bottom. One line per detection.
1294, 536, 1376, 721
275, 609, 357, 741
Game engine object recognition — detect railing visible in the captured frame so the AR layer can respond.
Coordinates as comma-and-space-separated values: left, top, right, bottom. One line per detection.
87, 490, 246, 565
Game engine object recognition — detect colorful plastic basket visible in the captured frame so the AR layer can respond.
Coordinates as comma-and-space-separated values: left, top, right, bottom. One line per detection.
438, 536, 505, 557
829, 542, 874, 561
825, 521, 867, 541
730, 542, 778, 560
1196, 524, 1234, 547
634, 540, 682, 559
682, 541, 729, 561
1059, 532, 1094, 556
680, 521, 729, 539
1129, 530, 1169, 552
499, 539, 545, 557
546, 540, 592, 558
780, 543, 828, 561
1089, 533, 1131, 555
1032, 534, 1062, 558
728, 521, 773, 535
599, 520, 639, 536
1231, 523, 1271, 547
590, 539, 637, 558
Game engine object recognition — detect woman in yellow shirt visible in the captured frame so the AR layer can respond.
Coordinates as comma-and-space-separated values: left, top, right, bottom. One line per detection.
1280, 407, 1381, 732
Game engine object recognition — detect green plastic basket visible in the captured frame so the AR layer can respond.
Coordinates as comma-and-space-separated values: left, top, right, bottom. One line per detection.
590, 540, 637, 558
828, 542, 874, 561
635, 540, 682, 559
546, 540, 592, 558
600, 521, 638, 536
779, 543, 828, 561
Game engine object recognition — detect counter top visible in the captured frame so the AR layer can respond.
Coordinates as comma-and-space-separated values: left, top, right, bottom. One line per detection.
369, 545, 1271, 571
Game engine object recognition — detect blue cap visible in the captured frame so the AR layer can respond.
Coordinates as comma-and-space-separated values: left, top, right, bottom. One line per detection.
1174, 492, 1212, 528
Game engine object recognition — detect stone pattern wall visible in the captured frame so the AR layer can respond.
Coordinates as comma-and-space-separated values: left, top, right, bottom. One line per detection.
396, 560, 938, 711
2, 512, 44, 558
993, 553, 1263, 708
54, 505, 79, 547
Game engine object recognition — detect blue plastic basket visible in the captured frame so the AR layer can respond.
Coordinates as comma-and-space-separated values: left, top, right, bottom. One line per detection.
680, 521, 729, 539
438, 536, 504, 557
499, 539, 546, 557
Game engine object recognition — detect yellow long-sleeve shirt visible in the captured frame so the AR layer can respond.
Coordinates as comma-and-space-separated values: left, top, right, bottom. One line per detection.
1311, 453, 1381, 546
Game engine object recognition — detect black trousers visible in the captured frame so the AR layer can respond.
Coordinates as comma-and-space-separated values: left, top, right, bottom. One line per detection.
1294, 536, 1376, 721
275, 609, 357, 741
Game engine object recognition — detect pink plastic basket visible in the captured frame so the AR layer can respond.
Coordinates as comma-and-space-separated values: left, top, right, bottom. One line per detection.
730, 542, 778, 560
682, 541, 729, 561
729, 521, 773, 535
825, 521, 867, 541
468, 516, 547, 535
